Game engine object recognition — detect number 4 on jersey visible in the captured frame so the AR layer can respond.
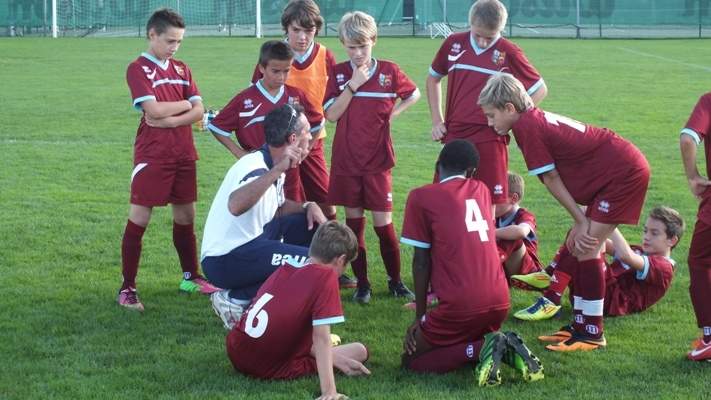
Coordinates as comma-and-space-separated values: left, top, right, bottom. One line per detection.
465, 199, 489, 242
245, 293, 274, 338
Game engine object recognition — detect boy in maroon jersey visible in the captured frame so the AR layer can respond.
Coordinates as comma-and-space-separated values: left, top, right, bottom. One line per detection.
479, 73, 650, 351
323, 11, 421, 303
120, 8, 218, 311
680, 92, 711, 361
400, 140, 543, 386
514, 207, 683, 327
427, 0, 547, 217
227, 221, 370, 398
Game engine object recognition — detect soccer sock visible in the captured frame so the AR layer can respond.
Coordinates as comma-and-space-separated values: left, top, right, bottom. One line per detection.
374, 223, 401, 283
407, 341, 482, 373
688, 263, 711, 342
704, 327, 711, 345
346, 217, 369, 288
577, 258, 606, 339
543, 270, 571, 306
121, 220, 146, 290
173, 221, 200, 279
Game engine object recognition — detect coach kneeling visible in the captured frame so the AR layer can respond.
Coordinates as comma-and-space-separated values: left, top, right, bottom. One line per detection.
201, 104, 326, 329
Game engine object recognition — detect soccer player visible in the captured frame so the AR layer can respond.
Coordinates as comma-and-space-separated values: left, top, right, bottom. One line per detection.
207, 40, 320, 202
323, 11, 420, 303
120, 8, 218, 311
479, 73, 650, 351
202, 104, 326, 330
400, 140, 543, 385
680, 92, 711, 361
427, 0, 547, 217
495, 172, 543, 282
513, 206, 683, 325
226, 221, 370, 399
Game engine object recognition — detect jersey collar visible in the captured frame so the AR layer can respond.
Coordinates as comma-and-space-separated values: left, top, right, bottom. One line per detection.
469, 33, 501, 56
439, 174, 466, 183
291, 41, 315, 64
350, 58, 378, 79
141, 52, 170, 70
259, 144, 274, 169
256, 80, 285, 104
497, 205, 520, 227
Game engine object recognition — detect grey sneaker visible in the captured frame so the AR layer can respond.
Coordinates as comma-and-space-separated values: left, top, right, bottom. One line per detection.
210, 290, 248, 330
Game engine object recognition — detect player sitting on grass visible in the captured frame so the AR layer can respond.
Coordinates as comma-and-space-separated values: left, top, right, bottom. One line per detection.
226, 221, 370, 399
496, 171, 543, 283
400, 140, 543, 386
479, 73, 650, 352
323, 11, 420, 304
119, 8, 218, 311
513, 206, 683, 329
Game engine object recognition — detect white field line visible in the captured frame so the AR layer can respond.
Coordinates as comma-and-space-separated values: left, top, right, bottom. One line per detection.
618, 47, 711, 73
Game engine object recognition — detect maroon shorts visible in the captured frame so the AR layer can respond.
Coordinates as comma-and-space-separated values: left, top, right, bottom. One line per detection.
471, 140, 509, 205
420, 307, 509, 347
689, 219, 711, 268
497, 239, 542, 275
130, 160, 196, 206
586, 156, 650, 225
328, 170, 393, 211
227, 332, 316, 380
284, 139, 330, 203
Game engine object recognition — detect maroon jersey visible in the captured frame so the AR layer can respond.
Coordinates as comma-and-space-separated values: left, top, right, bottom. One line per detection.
324, 59, 417, 175
126, 52, 201, 163
512, 107, 646, 206
496, 206, 541, 267
401, 176, 510, 315
605, 245, 675, 316
430, 32, 542, 144
682, 92, 711, 225
208, 81, 321, 151
226, 262, 344, 379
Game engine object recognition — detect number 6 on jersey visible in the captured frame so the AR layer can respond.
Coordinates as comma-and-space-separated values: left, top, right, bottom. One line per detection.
245, 293, 274, 338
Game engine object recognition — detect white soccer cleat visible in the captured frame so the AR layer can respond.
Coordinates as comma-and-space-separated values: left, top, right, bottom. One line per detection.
211, 290, 247, 330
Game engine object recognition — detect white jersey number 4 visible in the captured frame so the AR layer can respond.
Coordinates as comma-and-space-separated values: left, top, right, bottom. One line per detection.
244, 293, 274, 338
543, 111, 586, 133
465, 199, 489, 242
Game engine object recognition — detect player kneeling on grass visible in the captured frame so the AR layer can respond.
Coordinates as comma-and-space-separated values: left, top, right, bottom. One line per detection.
226, 221, 370, 399
479, 73, 651, 352
399, 140, 543, 386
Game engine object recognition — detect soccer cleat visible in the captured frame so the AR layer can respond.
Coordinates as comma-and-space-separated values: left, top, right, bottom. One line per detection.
545, 333, 607, 352
473, 332, 508, 387
210, 290, 246, 330
687, 339, 711, 361
503, 331, 545, 382
510, 271, 552, 290
338, 274, 358, 289
389, 281, 416, 301
513, 297, 561, 321
118, 288, 144, 312
403, 293, 439, 310
538, 325, 574, 343
179, 276, 221, 295
353, 286, 372, 304
330, 334, 342, 347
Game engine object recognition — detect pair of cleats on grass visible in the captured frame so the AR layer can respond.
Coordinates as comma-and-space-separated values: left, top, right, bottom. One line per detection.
510, 271, 562, 321
474, 331, 545, 386
118, 277, 220, 312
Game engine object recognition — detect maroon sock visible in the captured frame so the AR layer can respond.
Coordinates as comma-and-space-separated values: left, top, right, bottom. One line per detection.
346, 217, 369, 288
173, 222, 199, 279
544, 270, 571, 305
577, 258, 606, 339
407, 340, 482, 373
374, 223, 401, 283
121, 220, 145, 290
689, 263, 711, 338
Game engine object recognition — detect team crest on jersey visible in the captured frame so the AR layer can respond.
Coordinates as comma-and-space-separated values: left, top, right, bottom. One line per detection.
288, 96, 300, 106
378, 73, 392, 88
243, 98, 254, 108
174, 64, 185, 76
336, 73, 345, 83
451, 42, 462, 53
492, 50, 506, 66
597, 200, 610, 214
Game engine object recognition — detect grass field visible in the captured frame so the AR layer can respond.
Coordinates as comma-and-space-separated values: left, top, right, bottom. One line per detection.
2, 35, 710, 399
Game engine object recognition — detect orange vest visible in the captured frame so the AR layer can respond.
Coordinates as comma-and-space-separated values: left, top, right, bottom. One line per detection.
287, 45, 329, 140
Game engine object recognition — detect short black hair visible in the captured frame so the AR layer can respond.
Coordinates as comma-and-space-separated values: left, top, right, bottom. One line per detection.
264, 103, 306, 147
146, 8, 185, 38
437, 140, 480, 175
259, 40, 294, 67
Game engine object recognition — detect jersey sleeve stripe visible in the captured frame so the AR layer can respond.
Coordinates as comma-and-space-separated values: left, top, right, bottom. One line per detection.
400, 237, 431, 249
528, 163, 555, 176
353, 92, 397, 98
312, 316, 345, 326
527, 79, 545, 95
429, 66, 445, 78
132, 95, 156, 110
636, 255, 650, 281
681, 128, 702, 145
188, 95, 202, 103
323, 98, 336, 111
207, 123, 232, 137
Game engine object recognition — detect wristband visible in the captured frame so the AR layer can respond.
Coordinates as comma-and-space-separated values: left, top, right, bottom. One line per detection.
345, 81, 356, 94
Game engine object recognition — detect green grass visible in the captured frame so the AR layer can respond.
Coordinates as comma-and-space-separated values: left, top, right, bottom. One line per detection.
1, 36, 710, 399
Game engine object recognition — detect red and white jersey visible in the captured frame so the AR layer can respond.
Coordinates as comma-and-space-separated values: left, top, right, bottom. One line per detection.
496, 206, 541, 264
208, 81, 321, 152
401, 176, 510, 315
681, 92, 711, 225
227, 262, 344, 379
324, 59, 417, 175
605, 245, 675, 316
511, 107, 646, 206
430, 32, 543, 143
126, 52, 202, 163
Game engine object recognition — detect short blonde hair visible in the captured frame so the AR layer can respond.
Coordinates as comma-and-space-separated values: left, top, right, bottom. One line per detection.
469, 0, 508, 32
309, 221, 358, 264
338, 11, 377, 44
508, 172, 525, 200
478, 73, 534, 112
